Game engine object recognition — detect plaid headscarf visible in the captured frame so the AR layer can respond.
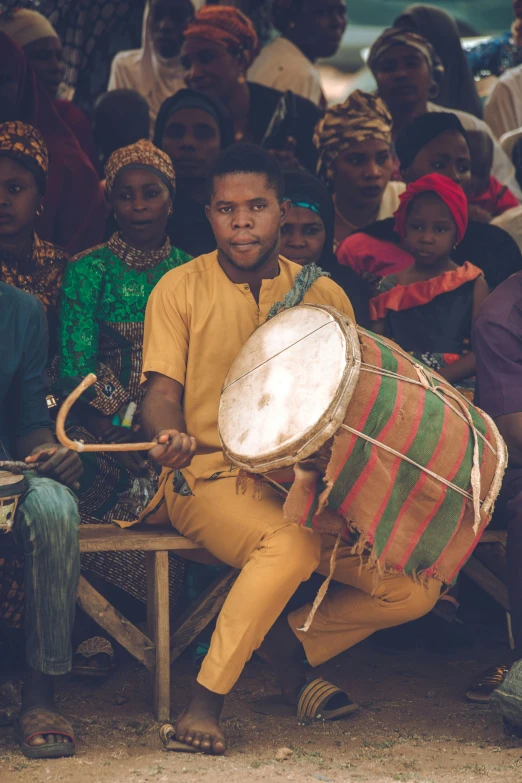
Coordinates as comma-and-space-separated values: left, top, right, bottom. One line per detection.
183, 6, 260, 68
368, 27, 444, 86
104, 139, 176, 196
314, 90, 393, 185
0, 120, 48, 194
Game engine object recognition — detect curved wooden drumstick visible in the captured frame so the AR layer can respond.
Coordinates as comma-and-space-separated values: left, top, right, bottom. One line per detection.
56, 373, 157, 453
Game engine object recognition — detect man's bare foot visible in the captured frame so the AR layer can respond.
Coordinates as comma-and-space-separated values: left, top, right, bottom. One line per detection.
21, 669, 72, 748
257, 615, 307, 705
176, 683, 226, 754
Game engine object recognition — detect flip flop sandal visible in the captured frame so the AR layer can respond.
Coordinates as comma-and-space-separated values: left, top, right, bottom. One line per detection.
72, 636, 114, 677
160, 724, 221, 754
13, 706, 76, 759
466, 665, 509, 703
253, 677, 359, 720
164, 739, 206, 753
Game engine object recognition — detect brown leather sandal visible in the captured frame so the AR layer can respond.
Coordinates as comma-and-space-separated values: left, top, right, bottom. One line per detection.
253, 677, 359, 720
72, 636, 114, 678
466, 665, 509, 703
13, 706, 76, 758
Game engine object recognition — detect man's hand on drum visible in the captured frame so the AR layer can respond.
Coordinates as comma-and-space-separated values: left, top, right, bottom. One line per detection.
25, 444, 83, 488
149, 429, 196, 469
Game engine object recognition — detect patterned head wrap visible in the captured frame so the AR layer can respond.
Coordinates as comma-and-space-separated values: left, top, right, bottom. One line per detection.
368, 27, 444, 86
0, 121, 48, 194
183, 6, 260, 68
394, 173, 468, 243
104, 139, 176, 196
314, 90, 393, 184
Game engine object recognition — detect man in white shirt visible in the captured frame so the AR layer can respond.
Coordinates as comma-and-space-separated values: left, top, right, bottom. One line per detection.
492, 204, 522, 252
248, 0, 347, 107
484, 63, 522, 141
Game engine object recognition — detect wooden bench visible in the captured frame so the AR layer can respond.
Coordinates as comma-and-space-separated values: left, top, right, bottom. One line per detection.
462, 529, 508, 611
77, 526, 509, 721
462, 529, 513, 646
78, 525, 237, 721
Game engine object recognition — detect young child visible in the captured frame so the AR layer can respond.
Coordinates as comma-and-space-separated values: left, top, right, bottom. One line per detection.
467, 130, 519, 220
370, 173, 489, 388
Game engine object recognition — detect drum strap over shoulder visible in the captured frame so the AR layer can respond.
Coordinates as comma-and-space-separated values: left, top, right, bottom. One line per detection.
267, 263, 330, 320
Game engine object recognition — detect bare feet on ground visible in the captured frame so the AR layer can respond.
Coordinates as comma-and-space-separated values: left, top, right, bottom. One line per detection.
176, 683, 226, 754
176, 616, 305, 754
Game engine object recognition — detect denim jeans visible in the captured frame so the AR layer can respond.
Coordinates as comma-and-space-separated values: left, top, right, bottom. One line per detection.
7, 475, 80, 675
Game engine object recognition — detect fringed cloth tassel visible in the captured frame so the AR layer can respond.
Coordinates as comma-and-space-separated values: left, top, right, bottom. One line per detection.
298, 533, 342, 633
236, 470, 265, 499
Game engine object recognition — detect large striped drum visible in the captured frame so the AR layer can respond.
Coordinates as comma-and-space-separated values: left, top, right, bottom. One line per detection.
218, 304, 507, 585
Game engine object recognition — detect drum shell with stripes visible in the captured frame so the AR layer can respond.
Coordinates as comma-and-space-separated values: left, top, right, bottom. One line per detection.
219, 305, 507, 583
309, 327, 505, 583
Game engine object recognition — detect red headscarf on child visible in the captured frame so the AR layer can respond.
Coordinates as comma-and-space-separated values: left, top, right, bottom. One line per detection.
394, 173, 468, 244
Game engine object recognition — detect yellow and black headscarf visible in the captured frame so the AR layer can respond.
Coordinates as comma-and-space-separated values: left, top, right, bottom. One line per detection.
314, 90, 393, 185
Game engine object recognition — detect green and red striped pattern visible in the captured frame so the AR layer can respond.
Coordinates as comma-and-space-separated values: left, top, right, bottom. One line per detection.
284, 330, 500, 585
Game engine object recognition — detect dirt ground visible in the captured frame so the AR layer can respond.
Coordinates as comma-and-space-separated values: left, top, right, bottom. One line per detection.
1, 614, 522, 783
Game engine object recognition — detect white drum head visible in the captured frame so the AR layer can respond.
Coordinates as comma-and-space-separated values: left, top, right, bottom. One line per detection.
218, 304, 361, 472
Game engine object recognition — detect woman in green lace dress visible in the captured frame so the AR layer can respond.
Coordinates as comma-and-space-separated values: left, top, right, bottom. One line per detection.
57, 140, 190, 611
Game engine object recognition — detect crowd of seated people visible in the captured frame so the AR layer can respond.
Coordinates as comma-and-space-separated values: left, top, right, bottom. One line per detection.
3, 0, 522, 761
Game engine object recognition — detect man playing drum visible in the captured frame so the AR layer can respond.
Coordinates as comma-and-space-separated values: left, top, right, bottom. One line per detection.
140, 144, 441, 755
0, 284, 83, 758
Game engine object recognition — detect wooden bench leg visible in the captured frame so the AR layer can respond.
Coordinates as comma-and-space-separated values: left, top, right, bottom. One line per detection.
170, 568, 238, 663
507, 612, 516, 650
77, 575, 155, 668
462, 555, 510, 611
146, 551, 170, 722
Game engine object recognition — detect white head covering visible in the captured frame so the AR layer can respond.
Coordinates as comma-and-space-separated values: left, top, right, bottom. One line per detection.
0, 8, 59, 48
109, 3, 188, 131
